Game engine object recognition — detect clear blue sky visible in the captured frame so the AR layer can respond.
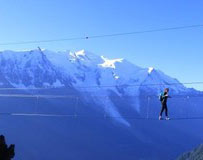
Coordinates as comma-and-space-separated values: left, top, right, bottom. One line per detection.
0, 0, 203, 90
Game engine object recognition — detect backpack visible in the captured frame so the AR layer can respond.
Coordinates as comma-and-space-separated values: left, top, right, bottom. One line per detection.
159, 93, 164, 102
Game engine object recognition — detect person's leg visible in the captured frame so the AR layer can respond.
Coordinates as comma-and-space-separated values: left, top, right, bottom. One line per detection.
164, 104, 170, 120
159, 103, 165, 116
165, 104, 168, 117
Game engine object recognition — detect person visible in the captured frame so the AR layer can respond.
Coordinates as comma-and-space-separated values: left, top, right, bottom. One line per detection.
0, 135, 15, 160
159, 88, 171, 120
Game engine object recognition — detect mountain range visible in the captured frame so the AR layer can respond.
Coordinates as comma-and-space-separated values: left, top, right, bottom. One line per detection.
0, 48, 203, 160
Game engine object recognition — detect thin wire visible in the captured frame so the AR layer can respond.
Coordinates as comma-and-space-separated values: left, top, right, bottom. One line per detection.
0, 112, 203, 120
146, 96, 150, 119
11, 113, 76, 117
74, 97, 79, 118
0, 88, 49, 90
104, 97, 109, 118
0, 81, 203, 90
0, 94, 76, 98
0, 24, 203, 45
0, 37, 86, 46
75, 81, 203, 88
35, 96, 39, 114
0, 93, 202, 98
87, 24, 203, 39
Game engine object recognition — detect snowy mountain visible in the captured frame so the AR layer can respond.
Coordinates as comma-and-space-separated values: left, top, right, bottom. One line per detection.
0, 48, 200, 126
0, 48, 187, 90
1, 49, 203, 160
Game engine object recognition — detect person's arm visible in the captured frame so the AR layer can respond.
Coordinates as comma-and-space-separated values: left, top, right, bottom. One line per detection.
164, 94, 171, 98
163, 94, 168, 98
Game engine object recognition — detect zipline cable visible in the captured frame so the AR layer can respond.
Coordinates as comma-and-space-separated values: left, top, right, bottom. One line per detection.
0, 24, 203, 45
86, 24, 203, 39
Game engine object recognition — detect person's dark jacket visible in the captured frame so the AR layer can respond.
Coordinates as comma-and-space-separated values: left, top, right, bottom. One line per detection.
162, 92, 171, 104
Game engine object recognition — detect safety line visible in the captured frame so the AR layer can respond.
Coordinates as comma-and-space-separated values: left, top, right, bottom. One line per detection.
0, 94, 76, 98
0, 112, 203, 120
0, 93, 202, 99
0, 81, 202, 90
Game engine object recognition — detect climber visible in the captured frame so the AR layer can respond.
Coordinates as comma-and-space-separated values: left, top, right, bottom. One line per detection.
159, 88, 171, 120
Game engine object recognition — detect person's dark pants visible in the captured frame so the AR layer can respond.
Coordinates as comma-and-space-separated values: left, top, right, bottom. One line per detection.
159, 102, 168, 117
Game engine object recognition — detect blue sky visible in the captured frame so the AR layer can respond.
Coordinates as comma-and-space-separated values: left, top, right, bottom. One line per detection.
0, 0, 203, 90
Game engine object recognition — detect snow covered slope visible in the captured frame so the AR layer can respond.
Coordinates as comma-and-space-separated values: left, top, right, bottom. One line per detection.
1, 49, 203, 160
0, 48, 188, 91
0, 48, 198, 126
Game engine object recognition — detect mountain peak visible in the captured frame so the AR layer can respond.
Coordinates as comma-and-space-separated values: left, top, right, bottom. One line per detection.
0, 49, 190, 94
148, 67, 154, 74
99, 56, 123, 69
75, 49, 86, 57
69, 49, 101, 62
